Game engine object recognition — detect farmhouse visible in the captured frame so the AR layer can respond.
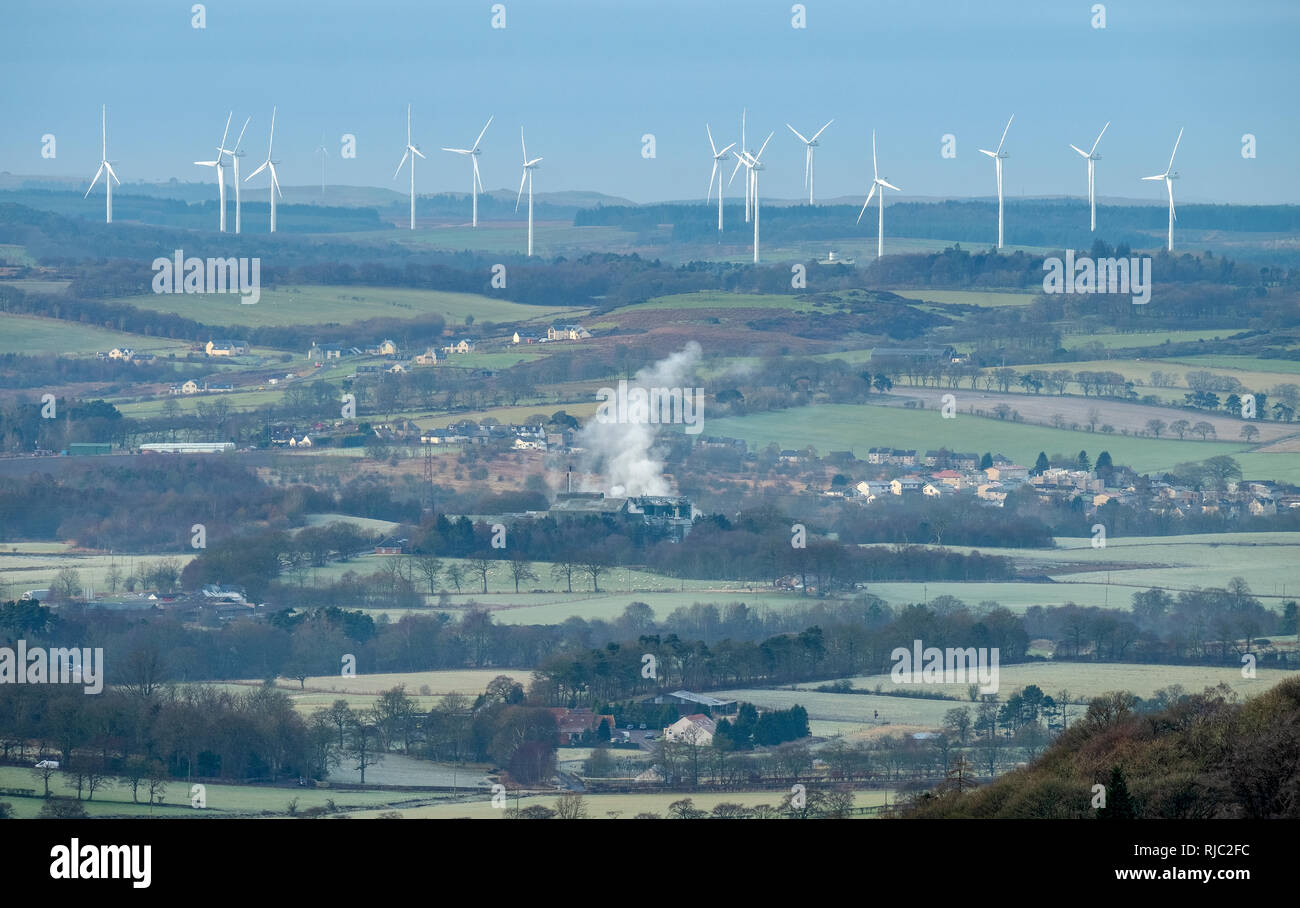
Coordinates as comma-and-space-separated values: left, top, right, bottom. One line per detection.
547, 324, 591, 341
206, 339, 249, 357
664, 714, 717, 745
414, 348, 439, 366
374, 537, 407, 555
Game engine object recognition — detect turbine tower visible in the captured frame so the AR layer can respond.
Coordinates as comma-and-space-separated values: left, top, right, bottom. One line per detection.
516, 127, 543, 257
730, 131, 774, 264
979, 115, 1013, 249
786, 119, 833, 205
442, 116, 494, 227
1070, 121, 1109, 232
705, 124, 736, 232
222, 117, 250, 234
739, 108, 752, 222
245, 106, 282, 233
856, 130, 902, 259
314, 133, 328, 195
393, 104, 425, 230
1141, 127, 1183, 252
84, 105, 120, 224
194, 112, 233, 232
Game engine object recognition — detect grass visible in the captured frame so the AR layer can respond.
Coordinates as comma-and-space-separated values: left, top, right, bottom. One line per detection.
0, 552, 196, 597
892, 289, 1037, 307
0, 765, 446, 818
109, 284, 582, 329
0, 313, 192, 356
803, 663, 1300, 703
1061, 330, 1243, 351
1016, 357, 1300, 395
341, 788, 895, 819
697, 402, 1250, 474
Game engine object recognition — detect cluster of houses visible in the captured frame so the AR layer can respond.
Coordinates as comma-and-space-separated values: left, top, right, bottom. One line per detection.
834, 451, 1295, 518
420, 423, 576, 451
167, 379, 239, 395
304, 324, 592, 374
97, 347, 159, 364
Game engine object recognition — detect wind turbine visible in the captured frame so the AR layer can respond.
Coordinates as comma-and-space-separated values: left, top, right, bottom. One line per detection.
979, 115, 1013, 249
730, 131, 773, 264
222, 116, 251, 234
856, 130, 902, 259
443, 116, 493, 227
245, 106, 282, 233
195, 112, 233, 232
786, 119, 833, 205
314, 132, 328, 195
1070, 121, 1109, 232
84, 105, 119, 224
737, 109, 753, 222
393, 104, 425, 230
1141, 127, 1183, 252
705, 124, 736, 232
516, 127, 543, 257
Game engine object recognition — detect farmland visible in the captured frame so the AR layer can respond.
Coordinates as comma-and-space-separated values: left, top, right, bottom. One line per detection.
110, 284, 582, 329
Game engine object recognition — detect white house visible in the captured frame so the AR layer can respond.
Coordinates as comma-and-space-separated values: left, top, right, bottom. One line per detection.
664, 714, 716, 745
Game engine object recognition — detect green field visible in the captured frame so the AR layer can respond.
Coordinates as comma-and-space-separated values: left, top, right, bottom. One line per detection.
893, 289, 1038, 307
1060, 330, 1243, 351
342, 787, 895, 819
110, 284, 582, 329
0, 313, 192, 356
1017, 357, 1300, 395
802, 663, 1300, 703
0, 765, 446, 818
698, 402, 1251, 474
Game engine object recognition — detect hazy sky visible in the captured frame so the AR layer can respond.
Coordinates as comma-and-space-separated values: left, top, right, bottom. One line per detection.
3, 0, 1297, 205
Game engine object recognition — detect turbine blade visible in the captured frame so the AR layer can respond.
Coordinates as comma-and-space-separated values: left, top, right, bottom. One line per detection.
1070, 144, 1088, 157
857, 184, 877, 224
268, 107, 277, 155
246, 161, 268, 180
412, 148, 426, 159
810, 119, 834, 142
393, 149, 409, 179
105, 162, 120, 184
234, 116, 250, 153
101, 105, 107, 158
443, 148, 471, 154
194, 160, 218, 167
718, 142, 735, 156
219, 111, 232, 151
270, 163, 282, 198
527, 156, 543, 166
879, 180, 901, 192
872, 130, 878, 180
728, 155, 745, 186
1168, 179, 1176, 221
755, 131, 774, 159
85, 163, 105, 196
516, 169, 527, 210
979, 149, 997, 158
1141, 174, 1165, 181
1089, 121, 1109, 155
473, 115, 493, 151
707, 123, 718, 156
1168, 127, 1183, 171
996, 115, 1013, 154
786, 123, 810, 144
521, 127, 527, 164
708, 160, 719, 201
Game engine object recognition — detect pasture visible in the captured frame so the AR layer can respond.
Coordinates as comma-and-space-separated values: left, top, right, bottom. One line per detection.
0, 313, 192, 356
110, 284, 580, 329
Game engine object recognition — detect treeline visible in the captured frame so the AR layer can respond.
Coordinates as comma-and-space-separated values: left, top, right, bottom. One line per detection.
906, 676, 1300, 818
579, 199, 1300, 268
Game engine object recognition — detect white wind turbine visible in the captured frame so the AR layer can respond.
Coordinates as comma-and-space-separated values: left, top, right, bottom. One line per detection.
84, 105, 120, 224
705, 124, 736, 232
786, 119, 833, 205
516, 128, 543, 257
222, 116, 250, 234
979, 115, 1013, 249
1141, 127, 1183, 252
738, 109, 754, 222
314, 133, 328, 195
1070, 121, 1109, 232
245, 106, 283, 233
729, 130, 774, 264
195, 112, 233, 232
856, 130, 902, 259
442, 116, 493, 227
393, 104, 425, 231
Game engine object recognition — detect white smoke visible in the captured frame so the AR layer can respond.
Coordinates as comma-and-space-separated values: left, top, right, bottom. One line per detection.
577, 342, 702, 498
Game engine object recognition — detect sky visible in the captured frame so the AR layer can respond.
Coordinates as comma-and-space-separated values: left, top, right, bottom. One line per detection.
3, 0, 1298, 205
